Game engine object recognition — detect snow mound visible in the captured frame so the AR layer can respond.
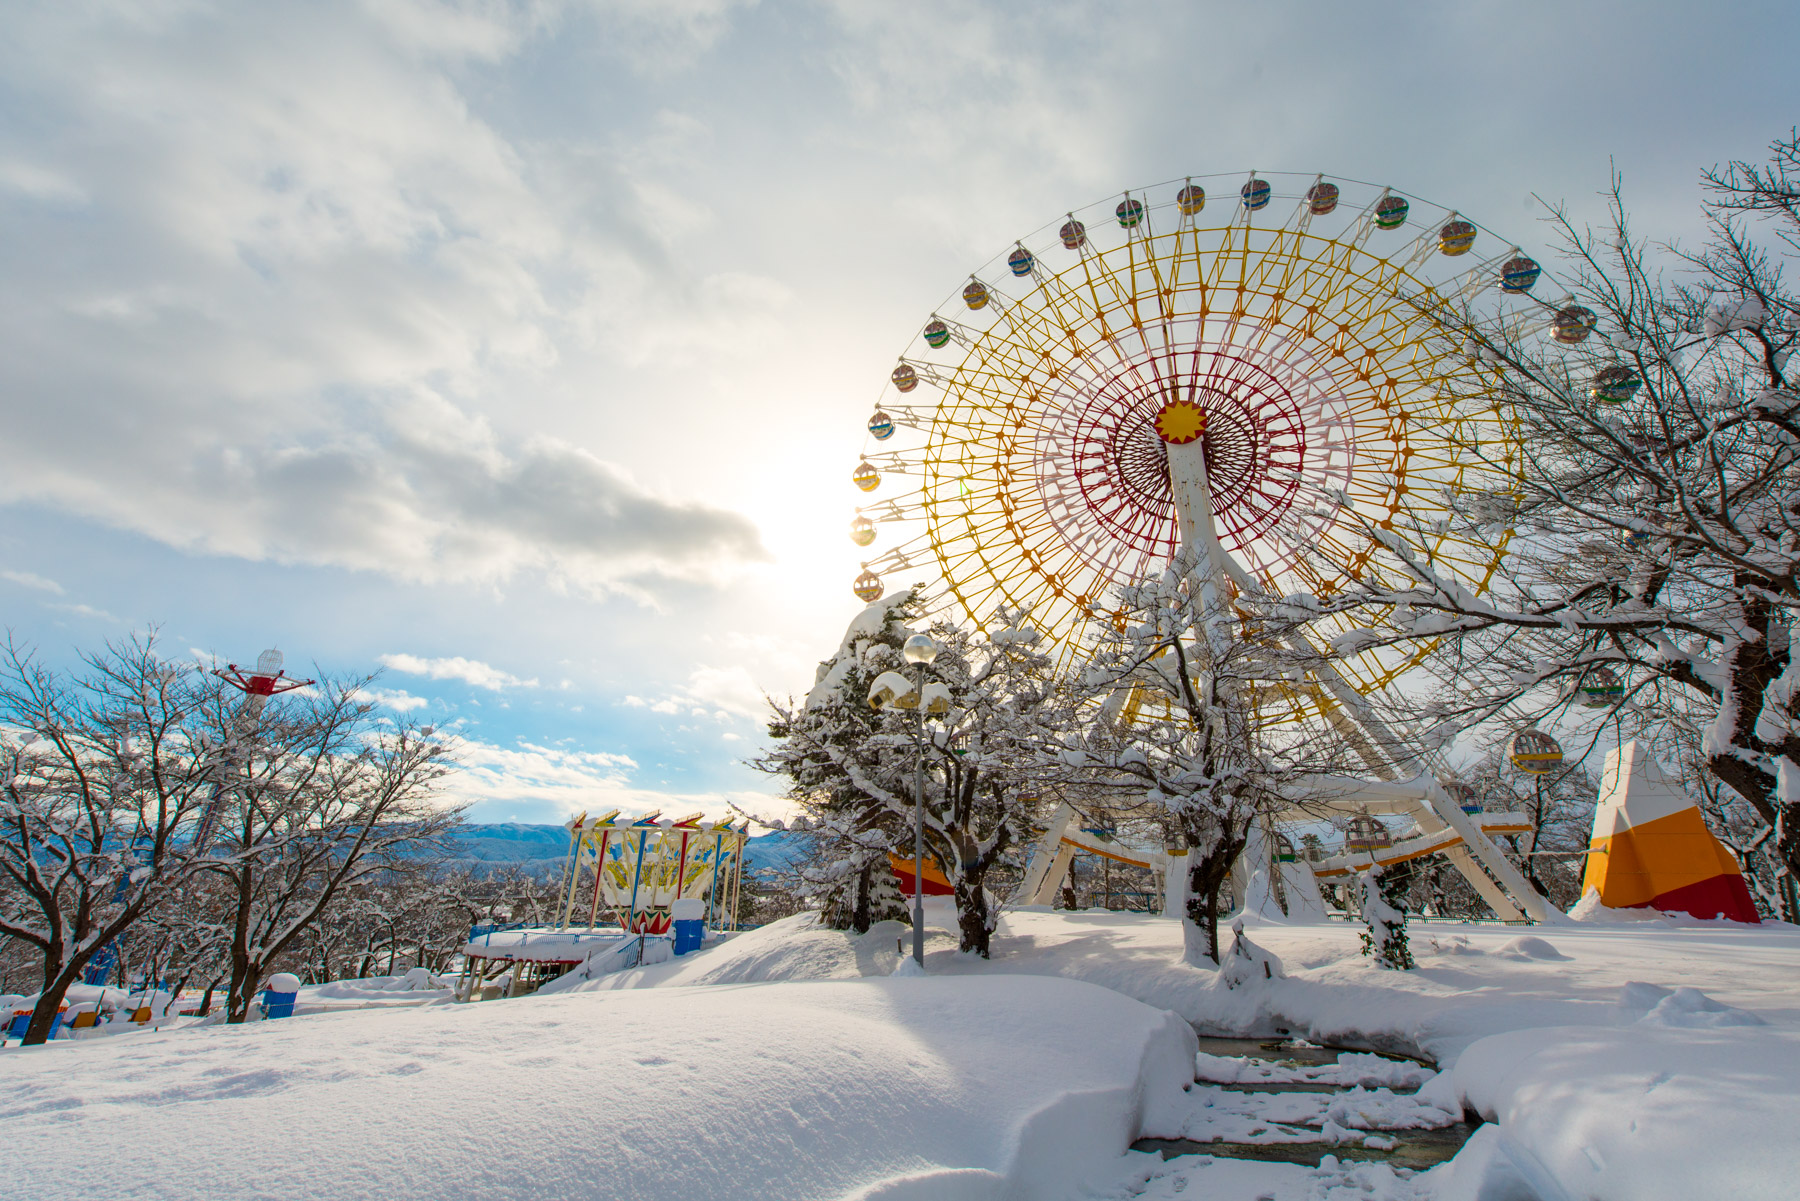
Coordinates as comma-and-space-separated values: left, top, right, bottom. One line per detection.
534, 935, 672, 994
1323, 1084, 1460, 1131
1568, 887, 1666, 922
1425, 1124, 1558, 1201
0, 977, 1197, 1201
1220, 918, 1286, 988
1495, 935, 1571, 962
304, 969, 454, 1003
1425, 933, 1484, 955
1456, 1024, 1800, 1201
1330, 1051, 1434, 1090
1618, 981, 1765, 1028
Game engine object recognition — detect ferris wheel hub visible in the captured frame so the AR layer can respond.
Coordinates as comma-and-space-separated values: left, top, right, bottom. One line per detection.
1153, 399, 1208, 445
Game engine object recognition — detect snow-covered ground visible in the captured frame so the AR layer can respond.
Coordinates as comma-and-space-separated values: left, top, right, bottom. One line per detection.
583, 903, 1799, 1056
0, 974, 1193, 1201
4, 905, 1794, 1200
568, 903, 1800, 1200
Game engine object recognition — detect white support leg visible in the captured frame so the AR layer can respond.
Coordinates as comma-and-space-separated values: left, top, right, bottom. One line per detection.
1030, 844, 1078, 907
1160, 402, 1553, 925
1017, 804, 1076, 905
1163, 848, 1190, 919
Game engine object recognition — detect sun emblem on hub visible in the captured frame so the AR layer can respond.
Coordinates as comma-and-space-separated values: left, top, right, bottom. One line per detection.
1153, 398, 1208, 445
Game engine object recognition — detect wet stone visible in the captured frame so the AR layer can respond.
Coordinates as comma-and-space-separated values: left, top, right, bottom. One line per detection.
1132, 1124, 1477, 1171
1158, 1037, 1474, 1170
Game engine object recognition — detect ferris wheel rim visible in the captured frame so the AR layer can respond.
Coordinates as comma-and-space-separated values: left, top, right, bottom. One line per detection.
843, 170, 1547, 720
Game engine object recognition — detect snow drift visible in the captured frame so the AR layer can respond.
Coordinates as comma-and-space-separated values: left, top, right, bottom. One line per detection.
0, 976, 1195, 1201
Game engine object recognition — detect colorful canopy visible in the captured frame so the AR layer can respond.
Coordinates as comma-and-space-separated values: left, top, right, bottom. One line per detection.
1583, 741, 1759, 922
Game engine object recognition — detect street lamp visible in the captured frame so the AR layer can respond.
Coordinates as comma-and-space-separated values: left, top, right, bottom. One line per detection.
195, 648, 314, 852
869, 633, 949, 970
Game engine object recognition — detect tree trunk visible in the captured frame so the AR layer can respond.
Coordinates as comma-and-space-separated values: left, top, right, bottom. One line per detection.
21, 963, 80, 1046
952, 867, 992, 957
1181, 825, 1248, 967
225, 943, 260, 1024
1707, 584, 1800, 899
851, 860, 874, 934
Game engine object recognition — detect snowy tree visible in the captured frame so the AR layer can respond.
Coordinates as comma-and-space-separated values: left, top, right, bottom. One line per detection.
0, 634, 215, 1045
1254, 138, 1800, 919
190, 673, 460, 1022
1358, 865, 1414, 970
757, 592, 922, 933
760, 592, 1069, 956
1071, 553, 1356, 967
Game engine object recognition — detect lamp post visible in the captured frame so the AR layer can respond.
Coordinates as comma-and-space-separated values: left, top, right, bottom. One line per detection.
867, 633, 949, 970
195, 648, 314, 853
900, 633, 939, 970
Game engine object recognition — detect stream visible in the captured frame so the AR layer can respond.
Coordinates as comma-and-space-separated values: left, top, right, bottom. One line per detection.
1130, 1035, 1478, 1172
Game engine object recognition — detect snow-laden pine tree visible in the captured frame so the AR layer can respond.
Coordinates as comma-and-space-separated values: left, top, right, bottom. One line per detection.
757, 592, 920, 933
760, 592, 1068, 956
1255, 137, 1800, 919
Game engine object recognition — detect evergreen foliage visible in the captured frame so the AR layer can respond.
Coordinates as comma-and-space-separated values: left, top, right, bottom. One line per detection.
1358, 865, 1415, 970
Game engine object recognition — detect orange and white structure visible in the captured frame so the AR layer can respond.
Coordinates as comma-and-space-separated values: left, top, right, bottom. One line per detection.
1582, 741, 1759, 923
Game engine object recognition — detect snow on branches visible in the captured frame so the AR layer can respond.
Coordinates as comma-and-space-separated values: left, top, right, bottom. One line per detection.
1252, 138, 1800, 916
758, 592, 1071, 957
1070, 551, 1356, 966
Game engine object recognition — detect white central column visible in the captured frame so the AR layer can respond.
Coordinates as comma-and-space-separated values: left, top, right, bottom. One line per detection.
1154, 399, 1232, 625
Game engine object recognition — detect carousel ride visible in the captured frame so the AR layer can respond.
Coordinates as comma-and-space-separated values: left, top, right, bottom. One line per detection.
845, 171, 1584, 923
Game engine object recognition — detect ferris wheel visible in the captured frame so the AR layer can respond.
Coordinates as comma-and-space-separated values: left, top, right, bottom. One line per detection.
847, 171, 1572, 723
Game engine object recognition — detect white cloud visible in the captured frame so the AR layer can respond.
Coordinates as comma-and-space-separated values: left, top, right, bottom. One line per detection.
682, 664, 767, 720
361, 686, 430, 712
437, 733, 781, 823
0, 159, 85, 204
1, 570, 64, 594
51, 602, 119, 623
0, 1, 766, 601
380, 653, 538, 691
623, 664, 768, 723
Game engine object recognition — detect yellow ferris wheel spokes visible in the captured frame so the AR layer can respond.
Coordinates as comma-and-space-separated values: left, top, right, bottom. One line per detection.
846, 173, 1542, 720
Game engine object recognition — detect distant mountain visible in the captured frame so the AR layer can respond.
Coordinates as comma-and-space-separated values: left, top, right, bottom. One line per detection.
440, 823, 808, 876
740, 828, 811, 875
447, 822, 571, 863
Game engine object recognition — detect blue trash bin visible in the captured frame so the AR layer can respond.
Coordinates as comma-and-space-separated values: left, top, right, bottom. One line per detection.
671, 898, 706, 955
262, 972, 301, 1019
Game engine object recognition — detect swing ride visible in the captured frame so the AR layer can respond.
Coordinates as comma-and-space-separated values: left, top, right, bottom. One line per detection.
456, 812, 749, 1001
843, 171, 1583, 923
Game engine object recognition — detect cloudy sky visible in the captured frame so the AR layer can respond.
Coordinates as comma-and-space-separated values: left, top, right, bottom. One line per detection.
2, 0, 1795, 825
